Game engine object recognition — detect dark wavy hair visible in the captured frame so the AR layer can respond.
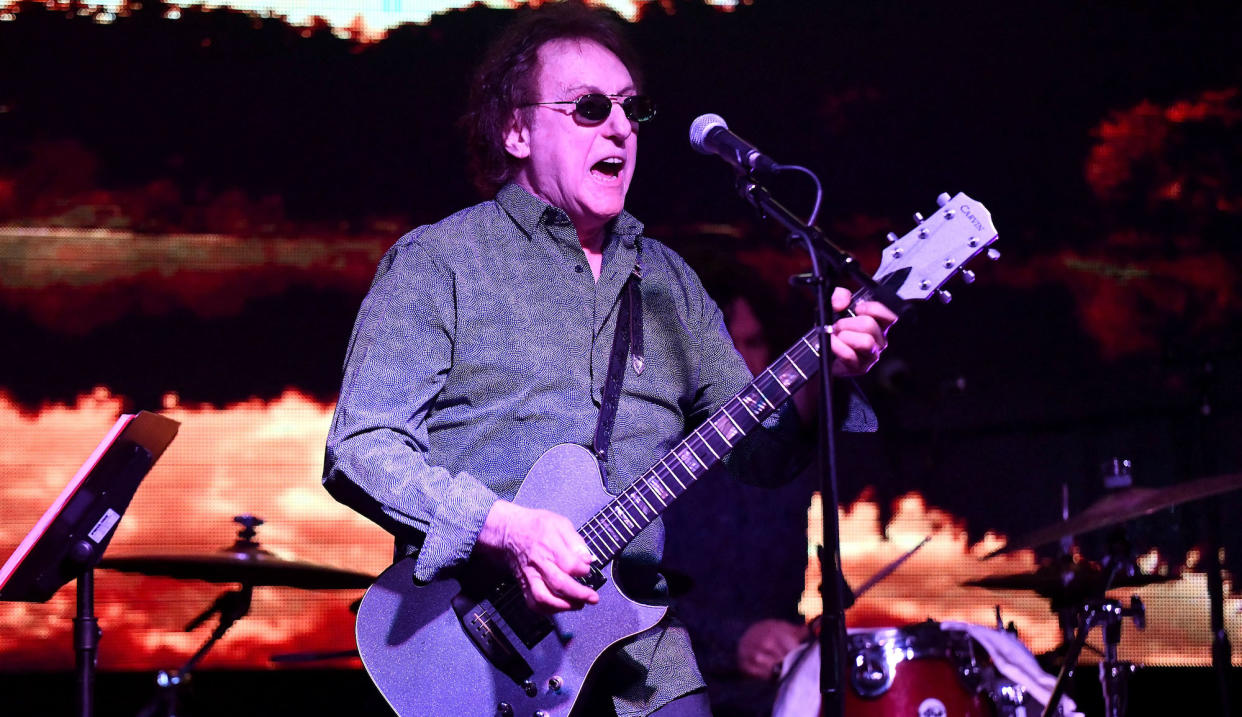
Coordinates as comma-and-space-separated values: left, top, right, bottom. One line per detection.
461, 2, 643, 196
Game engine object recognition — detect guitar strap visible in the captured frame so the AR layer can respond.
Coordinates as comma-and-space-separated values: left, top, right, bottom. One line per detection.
592, 243, 643, 481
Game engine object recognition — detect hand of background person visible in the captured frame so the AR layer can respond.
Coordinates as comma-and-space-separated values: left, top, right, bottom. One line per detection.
737, 618, 811, 681
475, 500, 599, 614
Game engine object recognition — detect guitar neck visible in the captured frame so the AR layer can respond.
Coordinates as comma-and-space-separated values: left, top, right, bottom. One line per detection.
577, 324, 827, 565
576, 190, 999, 566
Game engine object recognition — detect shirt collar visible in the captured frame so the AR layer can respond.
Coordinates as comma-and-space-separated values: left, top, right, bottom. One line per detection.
495, 182, 643, 250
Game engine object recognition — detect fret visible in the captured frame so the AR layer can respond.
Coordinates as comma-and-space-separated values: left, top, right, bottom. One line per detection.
773, 357, 803, 391
722, 405, 745, 435
687, 440, 709, 466
751, 383, 775, 410
710, 411, 739, 445
677, 443, 704, 476
595, 518, 624, 550
764, 368, 792, 395
694, 429, 721, 460
669, 453, 692, 488
611, 503, 638, 534
786, 355, 808, 380
739, 386, 767, 416
656, 458, 685, 493
647, 470, 673, 503
582, 532, 606, 559
632, 487, 657, 515
588, 520, 616, 553
800, 334, 820, 356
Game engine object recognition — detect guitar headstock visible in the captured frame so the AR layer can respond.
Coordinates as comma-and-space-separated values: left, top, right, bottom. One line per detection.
873, 192, 999, 304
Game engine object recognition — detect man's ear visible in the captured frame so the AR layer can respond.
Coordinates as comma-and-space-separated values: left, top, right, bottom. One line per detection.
503, 110, 531, 160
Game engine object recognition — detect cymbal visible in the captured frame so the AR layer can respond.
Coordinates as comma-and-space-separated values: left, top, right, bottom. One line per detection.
985, 472, 1242, 558
100, 542, 374, 589
964, 561, 1175, 599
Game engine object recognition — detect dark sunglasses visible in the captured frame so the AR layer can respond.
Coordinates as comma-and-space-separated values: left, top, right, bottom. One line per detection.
525, 93, 657, 124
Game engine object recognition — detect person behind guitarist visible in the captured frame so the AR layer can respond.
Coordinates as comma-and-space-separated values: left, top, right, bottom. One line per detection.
322, 4, 896, 715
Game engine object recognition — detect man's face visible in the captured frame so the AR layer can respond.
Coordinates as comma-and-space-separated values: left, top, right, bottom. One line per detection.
505, 38, 639, 238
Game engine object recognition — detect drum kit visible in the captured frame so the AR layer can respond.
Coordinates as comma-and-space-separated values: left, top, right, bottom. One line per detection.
776, 468, 1242, 717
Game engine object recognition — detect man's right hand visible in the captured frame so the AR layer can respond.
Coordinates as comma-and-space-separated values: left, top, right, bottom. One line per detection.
475, 500, 600, 614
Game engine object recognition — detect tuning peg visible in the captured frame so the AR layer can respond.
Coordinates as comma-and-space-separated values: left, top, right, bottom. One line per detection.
936, 192, 951, 207
937, 290, 953, 304
961, 269, 977, 284
913, 212, 925, 223
886, 231, 898, 243
987, 248, 1001, 261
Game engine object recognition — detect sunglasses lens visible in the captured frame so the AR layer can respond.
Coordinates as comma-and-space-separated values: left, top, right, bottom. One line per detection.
622, 96, 656, 122
574, 94, 613, 122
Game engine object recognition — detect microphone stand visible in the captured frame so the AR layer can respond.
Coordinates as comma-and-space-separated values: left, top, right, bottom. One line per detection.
732, 176, 906, 717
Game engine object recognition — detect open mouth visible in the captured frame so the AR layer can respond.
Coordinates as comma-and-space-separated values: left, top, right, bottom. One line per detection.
591, 157, 624, 180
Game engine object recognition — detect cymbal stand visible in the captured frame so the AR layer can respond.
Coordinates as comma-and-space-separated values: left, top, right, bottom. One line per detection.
137, 584, 253, 717
1041, 596, 1144, 717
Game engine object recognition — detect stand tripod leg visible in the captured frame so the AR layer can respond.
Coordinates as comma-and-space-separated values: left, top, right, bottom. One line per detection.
74, 568, 100, 717
1099, 660, 1132, 717
1043, 612, 1091, 717
1207, 505, 1234, 717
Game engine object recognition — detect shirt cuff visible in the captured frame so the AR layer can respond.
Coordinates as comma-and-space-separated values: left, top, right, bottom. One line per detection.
411, 472, 500, 583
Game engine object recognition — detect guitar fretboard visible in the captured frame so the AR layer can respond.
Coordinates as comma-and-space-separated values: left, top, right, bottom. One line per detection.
577, 325, 826, 565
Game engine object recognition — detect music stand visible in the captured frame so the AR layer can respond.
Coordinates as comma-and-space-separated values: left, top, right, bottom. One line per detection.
0, 410, 180, 717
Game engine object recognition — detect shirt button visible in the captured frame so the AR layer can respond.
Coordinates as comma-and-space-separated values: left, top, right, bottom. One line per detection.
575, 265, 584, 273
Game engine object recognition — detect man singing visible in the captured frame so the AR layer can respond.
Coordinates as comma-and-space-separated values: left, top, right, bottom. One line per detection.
323, 4, 895, 715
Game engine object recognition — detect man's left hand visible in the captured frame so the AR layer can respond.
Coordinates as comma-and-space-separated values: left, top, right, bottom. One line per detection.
827, 287, 897, 377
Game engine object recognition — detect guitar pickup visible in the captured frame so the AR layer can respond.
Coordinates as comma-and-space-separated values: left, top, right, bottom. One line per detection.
452, 592, 533, 685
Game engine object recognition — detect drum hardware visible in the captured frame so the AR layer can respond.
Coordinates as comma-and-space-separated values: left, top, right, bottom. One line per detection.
98, 515, 374, 717
964, 557, 1175, 602
1041, 596, 1144, 717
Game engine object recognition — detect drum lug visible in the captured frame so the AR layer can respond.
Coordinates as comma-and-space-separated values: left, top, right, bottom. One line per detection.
850, 646, 894, 698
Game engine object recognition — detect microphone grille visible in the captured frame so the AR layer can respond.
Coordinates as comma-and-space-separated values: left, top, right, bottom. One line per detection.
689, 113, 727, 154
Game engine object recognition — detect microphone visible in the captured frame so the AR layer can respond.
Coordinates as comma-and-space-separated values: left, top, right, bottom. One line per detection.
688, 113, 780, 175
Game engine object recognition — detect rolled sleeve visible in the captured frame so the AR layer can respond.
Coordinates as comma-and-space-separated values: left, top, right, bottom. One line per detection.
323, 235, 498, 582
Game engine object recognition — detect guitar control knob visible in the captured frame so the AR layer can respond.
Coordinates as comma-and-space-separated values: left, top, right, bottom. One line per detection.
548, 676, 564, 692
496, 703, 514, 717
522, 679, 538, 697
961, 269, 977, 284
936, 192, 952, 207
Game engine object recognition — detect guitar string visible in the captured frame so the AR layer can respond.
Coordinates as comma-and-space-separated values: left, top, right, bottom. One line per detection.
469, 329, 828, 627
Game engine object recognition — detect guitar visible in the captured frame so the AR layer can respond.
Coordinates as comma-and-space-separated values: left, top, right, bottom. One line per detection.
356, 192, 999, 717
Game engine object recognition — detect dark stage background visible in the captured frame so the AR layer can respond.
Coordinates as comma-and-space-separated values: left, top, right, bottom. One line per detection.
1, 0, 1241, 714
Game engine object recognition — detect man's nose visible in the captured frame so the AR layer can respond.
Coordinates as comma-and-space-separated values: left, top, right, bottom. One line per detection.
601, 100, 633, 140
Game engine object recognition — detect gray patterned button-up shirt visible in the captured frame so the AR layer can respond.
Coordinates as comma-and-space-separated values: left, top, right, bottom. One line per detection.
323, 183, 810, 715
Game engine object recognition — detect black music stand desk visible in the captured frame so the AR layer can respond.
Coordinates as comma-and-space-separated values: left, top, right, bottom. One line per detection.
0, 410, 179, 717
